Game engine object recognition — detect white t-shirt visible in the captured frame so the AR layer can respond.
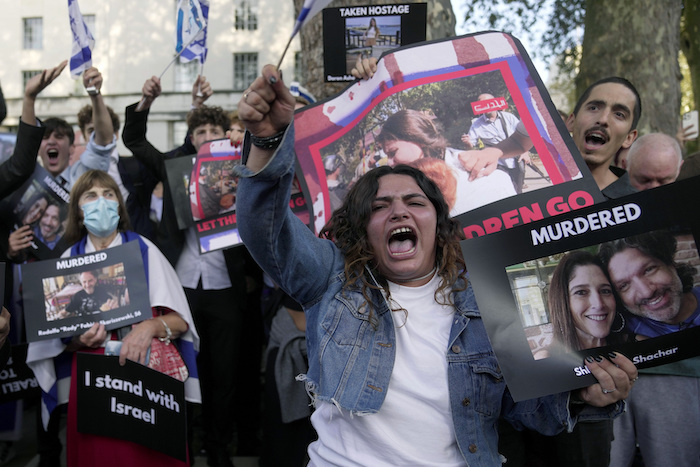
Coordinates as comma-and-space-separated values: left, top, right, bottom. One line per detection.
308, 275, 466, 466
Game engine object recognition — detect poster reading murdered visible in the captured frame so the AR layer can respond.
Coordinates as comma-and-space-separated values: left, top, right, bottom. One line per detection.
294, 31, 603, 238
460, 178, 700, 401
0, 166, 70, 259
322, 3, 427, 82
77, 353, 186, 461
21, 241, 150, 342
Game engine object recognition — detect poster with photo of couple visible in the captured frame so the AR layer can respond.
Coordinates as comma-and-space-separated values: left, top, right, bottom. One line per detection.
165, 139, 310, 253
293, 31, 604, 238
0, 166, 71, 259
460, 177, 700, 401
21, 241, 150, 342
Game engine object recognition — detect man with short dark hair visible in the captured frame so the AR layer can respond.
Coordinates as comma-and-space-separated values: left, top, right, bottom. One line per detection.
34, 67, 115, 186
566, 77, 641, 198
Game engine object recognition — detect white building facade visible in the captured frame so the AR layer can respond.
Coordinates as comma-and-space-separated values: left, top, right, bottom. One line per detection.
0, 0, 301, 153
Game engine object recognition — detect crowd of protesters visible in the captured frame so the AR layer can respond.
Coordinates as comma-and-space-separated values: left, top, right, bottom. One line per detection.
0, 29, 698, 467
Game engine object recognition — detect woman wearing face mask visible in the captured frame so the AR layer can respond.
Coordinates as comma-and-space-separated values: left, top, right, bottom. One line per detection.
27, 170, 199, 467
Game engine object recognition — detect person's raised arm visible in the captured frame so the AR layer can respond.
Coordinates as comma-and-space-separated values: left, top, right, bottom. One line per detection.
135, 76, 162, 113
191, 75, 213, 109
21, 61, 67, 126
83, 67, 112, 146
237, 65, 296, 172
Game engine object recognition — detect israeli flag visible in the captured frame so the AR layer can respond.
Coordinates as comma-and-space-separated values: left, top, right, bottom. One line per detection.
291, 0, 332, 37
68, 0, 95, 79
176, 0, 209, 64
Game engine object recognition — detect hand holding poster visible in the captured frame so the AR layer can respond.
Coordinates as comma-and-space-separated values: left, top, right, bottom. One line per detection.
461, 177, 700, 401
0, 166, 71, 260
21, 241, 150, 342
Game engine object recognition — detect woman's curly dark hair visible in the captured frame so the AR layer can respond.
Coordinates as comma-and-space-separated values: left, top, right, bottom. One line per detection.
320, 165, 466, 319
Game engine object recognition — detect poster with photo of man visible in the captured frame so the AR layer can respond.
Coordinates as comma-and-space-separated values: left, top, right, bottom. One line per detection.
21, 241, 150, 342
322, 3, 427, 81
294, 31, 603, 238
0, 166, 70, 259
460, 177, 700, 401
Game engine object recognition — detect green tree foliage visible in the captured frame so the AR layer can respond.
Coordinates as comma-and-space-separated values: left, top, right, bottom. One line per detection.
460, 0, 585, 74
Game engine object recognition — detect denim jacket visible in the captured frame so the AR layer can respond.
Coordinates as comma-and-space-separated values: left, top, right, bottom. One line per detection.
236, 124, 622, 465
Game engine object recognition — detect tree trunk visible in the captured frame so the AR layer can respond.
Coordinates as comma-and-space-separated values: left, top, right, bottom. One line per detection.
295, 0, 456, 101
681, 0, 700, 154
576, 0, 682, 136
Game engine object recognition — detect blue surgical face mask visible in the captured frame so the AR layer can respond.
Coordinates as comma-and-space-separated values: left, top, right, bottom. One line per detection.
81, 197, 120, 238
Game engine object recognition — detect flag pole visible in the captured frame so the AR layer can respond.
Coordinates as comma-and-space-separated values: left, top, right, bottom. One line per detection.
197, 59, 204, 97
276, 36, 294, 71
135, 31, 202, 111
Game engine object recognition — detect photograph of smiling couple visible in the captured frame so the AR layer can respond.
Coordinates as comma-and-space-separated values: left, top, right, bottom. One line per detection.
317, 69, 552, 217
513, 229, 700, 359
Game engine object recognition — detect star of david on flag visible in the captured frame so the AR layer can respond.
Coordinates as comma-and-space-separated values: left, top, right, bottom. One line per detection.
67, 0, 95, 79
176, 0, 209, 64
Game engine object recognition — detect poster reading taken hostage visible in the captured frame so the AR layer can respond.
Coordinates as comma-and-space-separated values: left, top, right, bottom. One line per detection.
460, 177, 700, 402
77, 353, 186, 461
322, 3, 427, 82
165, 139, 310, 253
21, 241, 150, 342
293, 31, 603, 238
0, 166, 71, 259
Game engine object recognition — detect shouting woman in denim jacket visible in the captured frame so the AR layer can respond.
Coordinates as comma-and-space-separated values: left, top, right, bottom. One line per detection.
234, 65, 638, 467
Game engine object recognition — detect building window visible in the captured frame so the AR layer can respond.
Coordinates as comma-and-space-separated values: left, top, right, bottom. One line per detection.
234, 1, 257, 31
23, 17, 43, 50
175, 61, 200, 92
83, 14, 96, 36
22, 70, 42, 89
173, 121, 189, 150
233, 53, 258, 91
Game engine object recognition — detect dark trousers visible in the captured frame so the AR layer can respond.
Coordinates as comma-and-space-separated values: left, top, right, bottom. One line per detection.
185, 284, 244, 455
260, 347, 316, 467
498, 418, 613, 467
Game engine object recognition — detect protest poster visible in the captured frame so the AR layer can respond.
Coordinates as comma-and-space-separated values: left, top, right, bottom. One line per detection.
0, 343, 40, 404
77, 353, 186, 461
165, 139, 311, 253
322, 3, 427, 82
460, 177, 700, 401
293, 31, 603, 238
21, 240, 150, 342
0, 166, 71, 259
